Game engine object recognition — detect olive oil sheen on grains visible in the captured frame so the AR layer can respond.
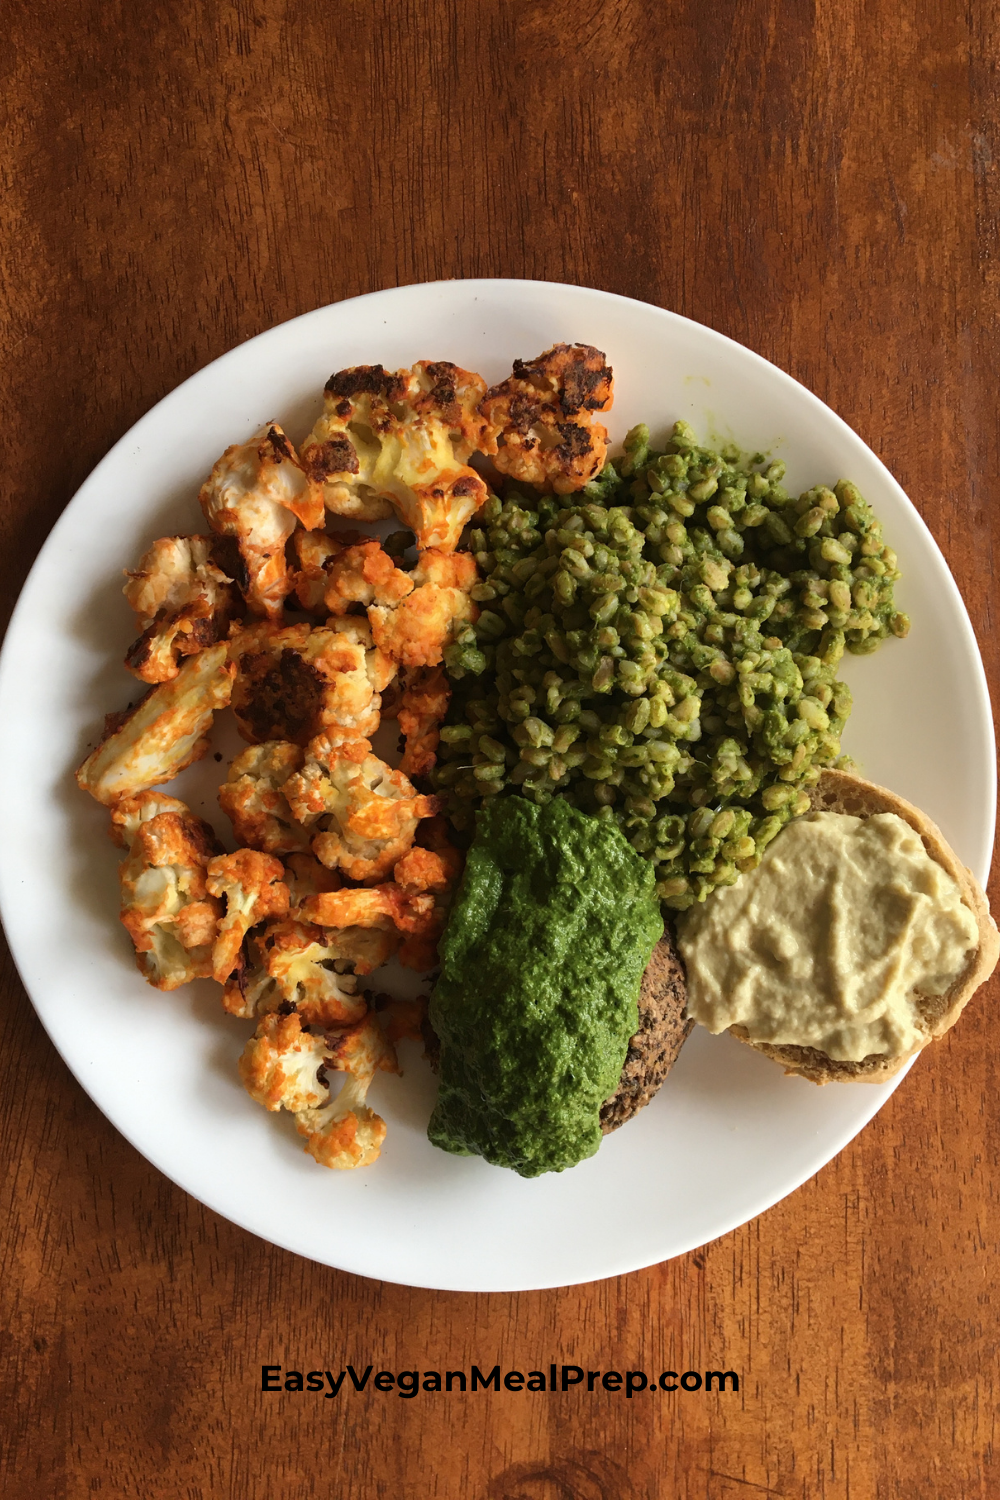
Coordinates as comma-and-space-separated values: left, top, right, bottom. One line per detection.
428, 797, 663, 1177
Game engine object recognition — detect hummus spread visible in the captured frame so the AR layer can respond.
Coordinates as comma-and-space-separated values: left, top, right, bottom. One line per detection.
677, 812, 979, 1061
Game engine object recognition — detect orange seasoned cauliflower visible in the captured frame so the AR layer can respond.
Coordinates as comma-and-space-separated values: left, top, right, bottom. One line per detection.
300, 361, 489, 550
123, 535, 238, 683
291, 530, 345, 614
239, 1009, 332, 1114
396, 666, 450, 778
261, 919, 369, 1028
415, 815, 464, 886
298, 882, 436, 935
479, 343, 614, 493
76, 642, 235, 806
218, 741, 310, 855
282, 851, 342, 907
222, 903, 397, 1020
294, 1013, 399, 1170
408, 359, 487, 459
111, 792, 223, 990
229, 618, 395, 757
368, 549, 478, 669
284, 745, 438, 884
316, 922, 400, 975
298, 883, 440, 966
206, 848, 290, 983
199, 423, 323, 619
323, 539, 414, 617
392, 844, 453, 896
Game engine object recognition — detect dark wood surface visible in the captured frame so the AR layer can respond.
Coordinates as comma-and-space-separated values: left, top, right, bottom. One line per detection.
4, 3, 999, 1496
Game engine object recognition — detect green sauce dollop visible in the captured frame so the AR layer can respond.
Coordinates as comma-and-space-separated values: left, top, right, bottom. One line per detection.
428, 797, 664, 1177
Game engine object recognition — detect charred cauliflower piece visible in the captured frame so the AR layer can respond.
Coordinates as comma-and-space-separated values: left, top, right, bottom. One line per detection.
390, 817, 463, 968
218, 741, 310, 855
480, 343, 614, 493
300, 362, 489, 551
206, 848, 290, 983
319, 922, 400, 975
123, 535, 238, 683
111, 791, 223, 990
230, 618, 395, 757
409, 359, 487, 460
199, 423, 323, 619
294, 1013, 399, 1171
368, 549, 478, 669
239, 1007, 399, 1171
284, 745, 439, 884
412, 814, 464, 887
300, 364, 402, 524
76, 642, 236, 806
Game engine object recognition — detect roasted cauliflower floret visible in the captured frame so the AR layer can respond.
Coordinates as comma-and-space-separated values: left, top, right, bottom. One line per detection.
229, 618, 395, 757
111, 791, 223, 990
479, 343, 614, 493
296, 1073, 386, 1169
322, 923, 400, 974
206, 848, 290, 983
323, 539, 414, 616
300, 365, 402, 523
298, 882, 443, 967
378, 992, 431, 1048
299, 882, 436, 934
282, 856, 400, 981
368, 549, 478, 669
292, 530, 348, 613
262, 919, 369, 1027
284, 746, 438, 884
218, 741, 310, 854
300, 362, 490, 551
294, 1013, 399, 1171
299, 857, 453, 973
405, 359, 487, 458
76, 642, 236, 806
396, 665, 451, 778
238, 1009, 331, 1113
199, 423, 323, 619
283, 851, 342, 907
123, 535, 238, 683
223, 902, 397, 1018
392, 844, 454, 895
389, 838, 459, 971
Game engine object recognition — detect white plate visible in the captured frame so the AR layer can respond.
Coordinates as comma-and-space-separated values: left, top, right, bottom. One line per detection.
0, 280, 993, 1292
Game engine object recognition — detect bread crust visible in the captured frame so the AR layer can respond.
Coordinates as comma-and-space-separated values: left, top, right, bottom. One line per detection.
729, 769, 1000, 1084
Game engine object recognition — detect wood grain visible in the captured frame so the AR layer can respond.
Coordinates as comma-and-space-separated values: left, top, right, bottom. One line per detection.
3, 1, 999, 1495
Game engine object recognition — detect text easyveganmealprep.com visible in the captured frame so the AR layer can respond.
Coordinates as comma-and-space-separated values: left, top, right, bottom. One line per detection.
262, 1365, 739, 1398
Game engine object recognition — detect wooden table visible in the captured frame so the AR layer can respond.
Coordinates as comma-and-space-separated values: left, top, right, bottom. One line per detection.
4, 3, 998, 1495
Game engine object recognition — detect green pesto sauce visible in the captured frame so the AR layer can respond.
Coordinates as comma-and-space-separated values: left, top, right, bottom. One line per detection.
427, 797, 664, 1178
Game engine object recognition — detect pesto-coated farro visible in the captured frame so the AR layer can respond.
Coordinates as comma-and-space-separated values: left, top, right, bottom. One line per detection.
432, 421, 908, 909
